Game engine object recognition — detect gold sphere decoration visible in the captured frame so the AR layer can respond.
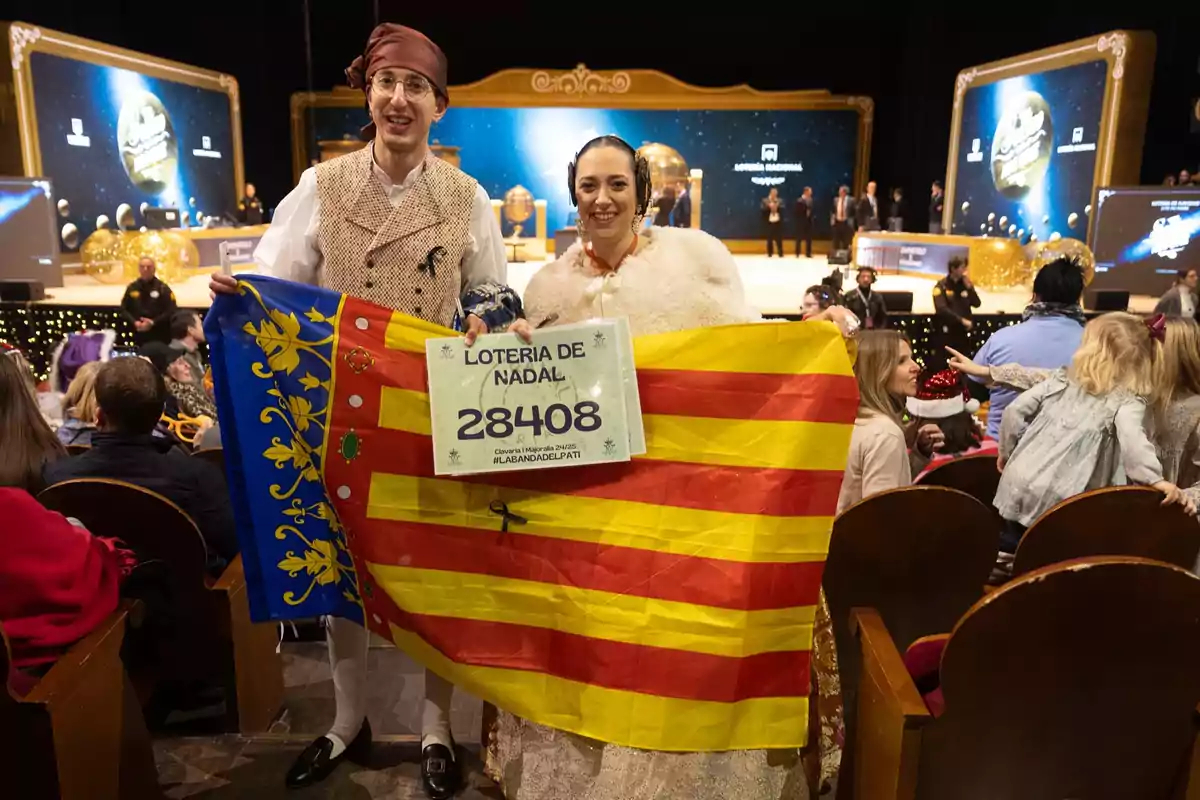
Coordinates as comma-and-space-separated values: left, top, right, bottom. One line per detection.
1024, 237, 1095, 286
502, 185, 535, 238
80, 229, 126, 285
118, 230, 200, 284
636, 142, 689, 197
969, 237, 1028, 291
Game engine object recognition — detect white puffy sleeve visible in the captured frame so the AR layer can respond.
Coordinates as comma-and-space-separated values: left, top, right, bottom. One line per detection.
253, 168, 322, 286
460, 183, 508, 290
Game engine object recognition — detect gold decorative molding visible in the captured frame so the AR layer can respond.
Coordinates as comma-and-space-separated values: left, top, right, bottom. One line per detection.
847, 96, 873, 124
954, 68, 978, 102
531, 64, 631, 96
218, 74, 240, 114
290, 66, 871, 191
942, 30, 1155, 245
1097, 32, 1128, 80
9, 23, 40, 71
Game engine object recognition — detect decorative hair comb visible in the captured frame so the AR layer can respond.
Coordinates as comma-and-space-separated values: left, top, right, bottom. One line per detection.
1145, 313, 1167, 343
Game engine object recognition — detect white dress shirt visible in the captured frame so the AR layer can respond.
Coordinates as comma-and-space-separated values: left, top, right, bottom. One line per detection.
253, 154, 507, 290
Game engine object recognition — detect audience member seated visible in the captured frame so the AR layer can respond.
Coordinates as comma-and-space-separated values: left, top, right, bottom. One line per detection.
969, 256, 1085, 438
56, 361, 101, 447
906, 368, 997, 481
141, 341, 219, 421
168, 309, 208, 392
0, 487, 131, 680
43, 357, 238, 573
1, 350, 66, 494
838, 330, 944, 512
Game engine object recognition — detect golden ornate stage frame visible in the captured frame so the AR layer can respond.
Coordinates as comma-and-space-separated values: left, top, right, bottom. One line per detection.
942, 30, 1155, 244
291, 65, 873, 251
1, 21, 245, 196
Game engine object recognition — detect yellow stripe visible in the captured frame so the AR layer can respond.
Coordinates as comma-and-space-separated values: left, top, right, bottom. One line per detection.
378, 387, 432, 435
388, 623, 809, 751
383, 312, 854, 382
377, 386, 852, 473
367, 472, 832, 563
642, 414, 851, 471
384, 310, 453, 353
368, 564, 815, 658
634, 320, 853, 376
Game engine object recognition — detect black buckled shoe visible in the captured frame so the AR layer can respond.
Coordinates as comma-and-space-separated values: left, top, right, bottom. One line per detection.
285, 718, 372, 789
421, 741, 461, 800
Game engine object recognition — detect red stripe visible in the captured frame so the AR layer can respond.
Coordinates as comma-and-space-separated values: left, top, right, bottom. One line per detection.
637, 369, 858, 423
365, 590, 810, 703
346, 427, 843, 517
358, 517, 824, 611
376, 348, 428, 393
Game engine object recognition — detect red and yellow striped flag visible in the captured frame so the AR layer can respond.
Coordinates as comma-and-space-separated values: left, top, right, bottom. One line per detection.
323, 296, 856, 751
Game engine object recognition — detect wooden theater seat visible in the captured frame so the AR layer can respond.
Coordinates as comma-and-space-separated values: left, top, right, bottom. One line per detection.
851, 557, 1200, 799
1, 604, 160, 800
191, 447, 226, 481
823, 486, 998, 799
914, 453, 1001, 510
1012, 486, 1200, 577
38, 478, 283, 733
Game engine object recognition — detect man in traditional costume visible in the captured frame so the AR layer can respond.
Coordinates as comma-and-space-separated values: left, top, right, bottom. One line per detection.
211, 22, 525, 799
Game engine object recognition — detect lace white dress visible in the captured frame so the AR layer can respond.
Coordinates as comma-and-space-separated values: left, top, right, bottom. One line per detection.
483, 226, 819, 800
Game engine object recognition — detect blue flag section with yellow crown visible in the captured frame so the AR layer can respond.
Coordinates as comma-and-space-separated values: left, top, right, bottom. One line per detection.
205, 276, 362, 624
207, 275, 858, 751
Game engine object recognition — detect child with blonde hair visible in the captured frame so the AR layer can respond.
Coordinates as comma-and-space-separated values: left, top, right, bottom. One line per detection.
993, 312, 1190, 553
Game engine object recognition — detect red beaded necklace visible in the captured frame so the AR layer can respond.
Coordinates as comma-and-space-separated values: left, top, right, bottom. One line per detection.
584, 234, 639, 274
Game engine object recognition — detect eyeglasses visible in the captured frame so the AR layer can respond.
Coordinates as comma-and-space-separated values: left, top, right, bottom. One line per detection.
371, 73, 433, 101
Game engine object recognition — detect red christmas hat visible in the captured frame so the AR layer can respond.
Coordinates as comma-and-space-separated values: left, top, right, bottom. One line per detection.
906, 368, 980, 418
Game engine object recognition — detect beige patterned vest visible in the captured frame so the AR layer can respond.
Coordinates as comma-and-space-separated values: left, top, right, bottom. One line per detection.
315, 147, 475, 326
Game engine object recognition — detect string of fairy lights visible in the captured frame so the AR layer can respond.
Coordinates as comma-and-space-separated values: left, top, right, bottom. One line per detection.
0, 304, 1023, 382
0, 305, 206, 380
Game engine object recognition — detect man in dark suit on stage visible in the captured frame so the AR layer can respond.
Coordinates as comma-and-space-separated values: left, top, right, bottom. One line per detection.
929, 180, 945, 234
855, 180, 880, 232
672, 182, 691, 228
830, 185, 854, 254
794, 186, 813, 258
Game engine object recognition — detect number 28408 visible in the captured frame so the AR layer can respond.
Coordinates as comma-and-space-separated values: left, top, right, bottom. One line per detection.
457, 402, 601, 440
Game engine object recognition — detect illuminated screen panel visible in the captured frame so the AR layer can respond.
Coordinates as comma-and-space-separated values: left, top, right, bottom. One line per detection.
949, 60, 1107, 243
1090, 187, 1200, 296
308, 106, 860, 240
0, 178, 61, 287
28, 51, 237, 250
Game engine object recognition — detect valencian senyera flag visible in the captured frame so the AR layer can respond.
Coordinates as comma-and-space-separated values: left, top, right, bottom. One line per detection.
206, 275, 857, 752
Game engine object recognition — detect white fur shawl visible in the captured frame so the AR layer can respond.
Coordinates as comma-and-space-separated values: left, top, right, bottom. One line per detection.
522, 226, 760, 337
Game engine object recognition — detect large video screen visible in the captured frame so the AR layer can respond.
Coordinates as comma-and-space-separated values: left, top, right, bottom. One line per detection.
309, 106, 860, 240
29, 51, 237, 250
0, 178, 61, 287
950, 60, 1108, 242
1090, 187, 1200, 296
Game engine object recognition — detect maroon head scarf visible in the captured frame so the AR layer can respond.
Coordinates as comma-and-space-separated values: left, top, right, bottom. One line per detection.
346, 24, 449, 140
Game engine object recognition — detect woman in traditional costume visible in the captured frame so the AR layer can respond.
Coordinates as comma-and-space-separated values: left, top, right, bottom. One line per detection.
484, 134, 846, 799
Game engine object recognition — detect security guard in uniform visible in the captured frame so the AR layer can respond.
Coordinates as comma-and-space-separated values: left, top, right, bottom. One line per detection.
120, 256, 178, 345
931, 255, 981, 370
238, 182, 264, 225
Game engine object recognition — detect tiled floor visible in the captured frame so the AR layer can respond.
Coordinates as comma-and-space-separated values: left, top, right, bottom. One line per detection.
153, 639, 499, 798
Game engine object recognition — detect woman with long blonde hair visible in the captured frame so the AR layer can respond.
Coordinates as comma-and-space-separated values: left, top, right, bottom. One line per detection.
987, 313, 1190, 553
57, 361, 101, 446
837, 330, 944, 513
